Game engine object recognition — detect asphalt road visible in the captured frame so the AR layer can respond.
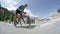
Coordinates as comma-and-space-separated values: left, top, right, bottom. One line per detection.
0, 18, 60, 34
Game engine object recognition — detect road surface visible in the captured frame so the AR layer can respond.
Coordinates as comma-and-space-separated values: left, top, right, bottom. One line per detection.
0, 18, 60, 34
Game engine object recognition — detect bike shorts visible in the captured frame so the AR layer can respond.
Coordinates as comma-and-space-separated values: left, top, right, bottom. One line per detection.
16, 9, 21, 14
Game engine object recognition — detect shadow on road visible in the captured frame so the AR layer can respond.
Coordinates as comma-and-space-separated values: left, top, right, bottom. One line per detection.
16, 25, 40, 29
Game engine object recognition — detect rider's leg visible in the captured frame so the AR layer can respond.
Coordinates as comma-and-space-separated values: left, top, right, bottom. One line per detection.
13, 14, 18, 25
13, 14, 20, 27
13, 14, 17, 22
18, 16, 21, 22
18, 16, 23, 27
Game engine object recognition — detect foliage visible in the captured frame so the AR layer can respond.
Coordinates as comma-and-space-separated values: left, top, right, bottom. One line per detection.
0, 6, 14, 21
57, 8, 60, 13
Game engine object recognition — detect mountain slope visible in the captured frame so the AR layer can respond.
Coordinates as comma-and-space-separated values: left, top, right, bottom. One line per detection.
0, 7, 14, 21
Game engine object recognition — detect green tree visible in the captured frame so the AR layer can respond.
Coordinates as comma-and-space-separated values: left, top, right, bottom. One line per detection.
57, 8, 60, 13
0, 2, 1, 9
8, 14, 13, 23
0, 6, 14, 21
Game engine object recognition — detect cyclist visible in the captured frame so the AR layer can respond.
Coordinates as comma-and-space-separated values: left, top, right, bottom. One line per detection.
13, 4, 28, 26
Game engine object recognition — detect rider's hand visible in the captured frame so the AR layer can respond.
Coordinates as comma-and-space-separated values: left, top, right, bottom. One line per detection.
24, 12, 26, 14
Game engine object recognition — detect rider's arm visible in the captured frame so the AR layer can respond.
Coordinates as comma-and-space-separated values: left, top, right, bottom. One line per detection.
17, 7, 21, 11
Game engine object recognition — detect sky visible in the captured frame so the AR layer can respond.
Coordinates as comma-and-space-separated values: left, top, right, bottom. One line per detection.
0, 0, 60, 18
